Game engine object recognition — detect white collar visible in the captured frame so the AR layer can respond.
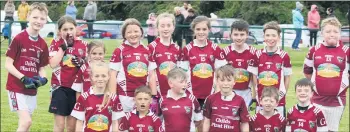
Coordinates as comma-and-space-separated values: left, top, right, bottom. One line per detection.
166, 89, 187, 99
321, 41, 340, 47
124, 40, 143, 46
131, 109, 154, 116
230, 43, 249, 51
262, 46, 282, 55
193, 39, 208, 47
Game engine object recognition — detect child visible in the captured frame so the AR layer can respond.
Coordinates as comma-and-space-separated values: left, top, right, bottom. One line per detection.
109, 18, 157, 112
48, 15, 88, 132
247, 21, 292, 116
249, 87, 286, 132
303, 17, 348, 131
203, 65, 249, 132
179, 15, 227, 108
5, 2, 49, 131
71, 62, 125, 132
72, 40, 106, 99
222, 19, 257, 108
159, 67, 203, 131
286, 78, 328, 132
118, 85, 163, 132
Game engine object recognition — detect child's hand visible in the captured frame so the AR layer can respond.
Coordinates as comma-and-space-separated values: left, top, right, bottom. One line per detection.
20, 76, 37, 89
33, 76, 48, 88
71, 56, 85, 67
249, 99, 257, 111
66, 33, 74, 47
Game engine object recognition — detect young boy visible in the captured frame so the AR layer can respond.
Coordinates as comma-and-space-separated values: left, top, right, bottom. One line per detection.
248, 21, 292, 116
5, 2, 49, 131
222, 19, 257, 108
286, 78, 328, 132
159, 67, 203, 132
249, 87, 286, 132
203, 65, 249, 132
119, 85, 163, 132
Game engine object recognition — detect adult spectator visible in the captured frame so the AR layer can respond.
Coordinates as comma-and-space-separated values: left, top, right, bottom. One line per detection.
183, 8, 197, 44
66, 0, 77, 20
292, 1, 304, 50
181, 2, 189, 19
4, 0, 15, 21
326, 7, 335, 18
17, 0, 29, 30
83, 0, 97, 38
146, 13, 157, 44
210, 13, 221, 44
307, 4, 320, 47
173, 7, 184, 47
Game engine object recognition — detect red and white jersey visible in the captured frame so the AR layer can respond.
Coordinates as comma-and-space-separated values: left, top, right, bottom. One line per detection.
286, 104, 327, 132
72, 62, 92, 93
49, 38, 88, 88
179, 40, 227, 99
303, 43, 349, 106
159, 90, 203, 132
71, 90, 125, 132
223, 44, 256, 90
148, 38, 181, 96
249, 111, 286, 132
248, 47, 292, 106
5, 30, 49, 95
109, 42, 156, 97
203, 92, 249, 132
119, 110, 163, 132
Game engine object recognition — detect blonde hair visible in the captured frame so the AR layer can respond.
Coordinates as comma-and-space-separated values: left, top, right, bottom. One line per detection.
263, 21, 281, 35
261, 87, 279, 102
167, 67, 187, 82
174, 6, 181, 12
121, 18, 143, 39
88, 40, 106, 54
321, 17, 342, 31
28, 2, 48, 16
134, 85, 152, 97
156, 12, 176, 28
90, 62, 111, 110
191, 16, 211, 31
215, 65, 235, 80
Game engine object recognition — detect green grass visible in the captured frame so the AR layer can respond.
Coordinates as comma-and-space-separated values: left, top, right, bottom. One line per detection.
1, 38, 349, 131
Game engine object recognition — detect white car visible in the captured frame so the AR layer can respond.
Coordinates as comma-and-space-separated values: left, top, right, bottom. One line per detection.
1, 10, 56, 38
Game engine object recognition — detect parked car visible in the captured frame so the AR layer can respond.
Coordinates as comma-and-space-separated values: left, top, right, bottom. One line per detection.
76, 19, 88, 37
278, 24, 309, 47
1, 10, 56, 38
341, 26, 349, 46
81, 20, 123, 39
249, 26, 264, 44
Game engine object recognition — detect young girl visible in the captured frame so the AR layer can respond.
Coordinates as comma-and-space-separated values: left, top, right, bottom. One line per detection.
71, 62, 125, 132
109, 18, 157, 112
48, 15, 88, 132
72, 40, 106, 99
148, 13, 181, 97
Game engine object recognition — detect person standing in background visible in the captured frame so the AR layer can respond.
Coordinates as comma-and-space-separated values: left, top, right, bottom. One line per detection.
66, 0, 77, 20
307, 4, 320, 47
326, 7, 336, 18
83, 0, 97, 38
173, 7, 184, 48
181, 1, 189, 19
18, 0, 30, 30
146, 13, 157, 44
4, 0, 15, 21
292, 1, 304, 50
210, 13, 221, 44
183, 8, 196, 44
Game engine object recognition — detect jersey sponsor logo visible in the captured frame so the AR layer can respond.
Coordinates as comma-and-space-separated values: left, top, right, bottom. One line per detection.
172, 105, 180, 108
317, 63, 340, 78
192, 63, 213, 78
233, 68, 249, 83
258, 71, 278, 86
127, 61, 147, 77
87, 114, 109, 131
190, 56, 197, 60
184, 106, 191, 114
315, 56, 322, 59
159, 61, 176, 76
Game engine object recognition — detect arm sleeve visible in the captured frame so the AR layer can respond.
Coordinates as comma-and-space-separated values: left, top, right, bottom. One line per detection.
154, 118, 165, 132
148, 45, 157, 71
49, 39, 60, 57
247, 52, 259, 75
283, 53, 292, 76
109, 48, 122, 71
112, 95, 126, 120
213, 45, 227, 69
303, 47, 315, 74
5, 36, 20, 60
118, 116, 130, 131
72, 67, 83, 92
239, 99, 249, 123
178, 47, 190, 71
202, 97, 211, 119
193, 96, 203, 121
70, 96, 86, 121
40, 42, 50, 68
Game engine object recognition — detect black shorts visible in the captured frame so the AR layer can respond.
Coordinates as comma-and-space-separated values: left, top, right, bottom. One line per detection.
49, 86, 76, 116
197, 99, 206, 109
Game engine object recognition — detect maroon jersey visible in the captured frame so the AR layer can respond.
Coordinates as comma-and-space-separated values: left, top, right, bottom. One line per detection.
159, 90, 203, 132
109, 42, 156, 97
286, 105, 327, 132
148, 38, 181, 96
248, 47, 292, 106
119, 110, 163, 132
203, 92, 249, 132
303, 44, 349, 106
6, 30, 49, 95
49, 38, 88, 88
249, 111, 286, 132
180, 40, 227, 99
223, 44, 256, 90
71, 90, 125, 132
72, 62, 91, 93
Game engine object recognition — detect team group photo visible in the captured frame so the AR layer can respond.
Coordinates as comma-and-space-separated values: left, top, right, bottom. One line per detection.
0, 0, 349, 132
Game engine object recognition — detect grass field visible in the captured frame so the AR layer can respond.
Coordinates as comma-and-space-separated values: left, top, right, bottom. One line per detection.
1, 37, 349, 131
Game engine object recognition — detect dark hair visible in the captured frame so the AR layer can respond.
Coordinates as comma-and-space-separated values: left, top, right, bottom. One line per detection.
121, 18, 143, 40
261, 86, 279, 101
188, 8, 195, 13
215, 65, 235, 80
327, 7, 334, 13
295, 78, 314, 92
57, 15, 77, 31
191, 16, 211, 31
230, 19, 249, 33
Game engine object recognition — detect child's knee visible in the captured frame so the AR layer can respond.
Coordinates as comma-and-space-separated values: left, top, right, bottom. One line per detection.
19, 118, 32, 127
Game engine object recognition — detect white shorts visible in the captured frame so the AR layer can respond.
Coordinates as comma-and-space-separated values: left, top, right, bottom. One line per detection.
313, 103, 345, 131
119, 95, 135, 112
233, 88, 252, 108
7, 90, 37, 115
256, 106, 285, 117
